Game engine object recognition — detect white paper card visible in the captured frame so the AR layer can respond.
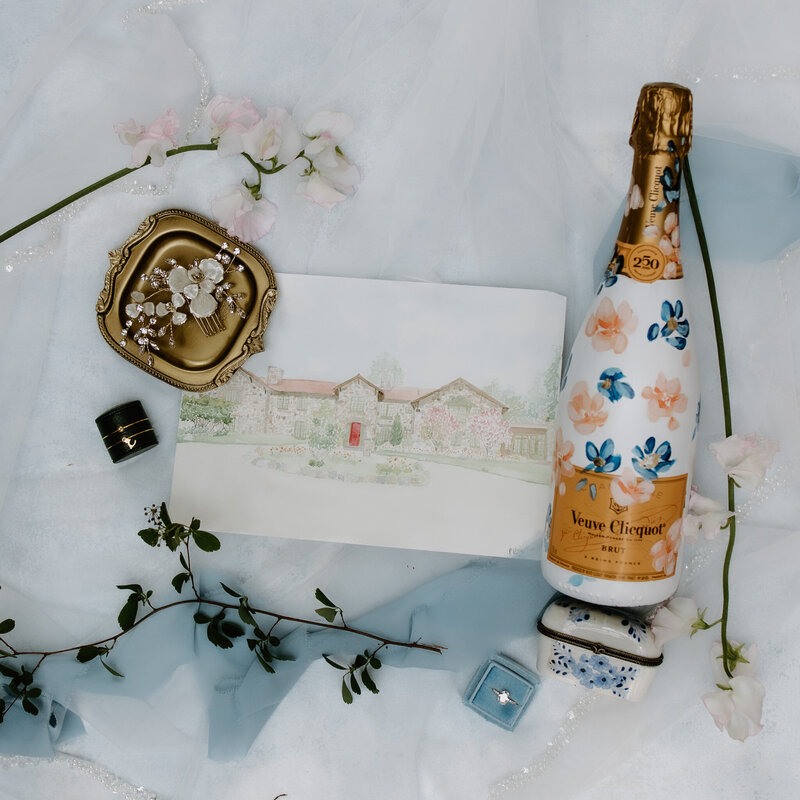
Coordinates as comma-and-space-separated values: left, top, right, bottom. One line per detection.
170, 274, 566, 558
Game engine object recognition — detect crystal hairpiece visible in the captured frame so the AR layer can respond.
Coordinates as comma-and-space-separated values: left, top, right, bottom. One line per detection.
120, 241, 247, 365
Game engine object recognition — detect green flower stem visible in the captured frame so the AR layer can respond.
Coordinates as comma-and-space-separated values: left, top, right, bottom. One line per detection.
684, 156, 736, 679
8, 596, 445, 662
0, 143, 218, 247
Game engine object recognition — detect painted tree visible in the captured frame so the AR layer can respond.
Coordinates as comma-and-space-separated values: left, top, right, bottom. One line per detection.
308, 403, 342, 464
418, 405, 459, 452
467, 407, 512, 457
367, 352, 404, 389
390, 414, 404, 446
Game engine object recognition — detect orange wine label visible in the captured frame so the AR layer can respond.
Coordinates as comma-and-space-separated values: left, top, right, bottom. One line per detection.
548, 470, 687, 581
615, 240, 682, 282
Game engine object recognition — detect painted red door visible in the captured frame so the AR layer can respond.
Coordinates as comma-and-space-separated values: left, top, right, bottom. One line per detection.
349, 422, 361, 447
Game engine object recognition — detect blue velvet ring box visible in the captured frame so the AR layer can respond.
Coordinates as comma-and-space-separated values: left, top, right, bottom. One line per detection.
463, 654, 539, 731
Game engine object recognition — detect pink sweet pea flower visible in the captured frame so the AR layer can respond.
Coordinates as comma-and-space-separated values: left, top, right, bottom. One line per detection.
702, 642, 765, 741
211, 185, 278, 243
203, 95, 260, 138
114, 109, 180, 168
708, 433, 779, 491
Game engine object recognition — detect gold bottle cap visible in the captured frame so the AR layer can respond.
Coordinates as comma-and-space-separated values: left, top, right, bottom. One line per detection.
629, 82, 692, 157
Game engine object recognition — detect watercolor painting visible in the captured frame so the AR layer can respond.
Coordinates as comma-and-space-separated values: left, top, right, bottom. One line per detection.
170, 274, 566, 558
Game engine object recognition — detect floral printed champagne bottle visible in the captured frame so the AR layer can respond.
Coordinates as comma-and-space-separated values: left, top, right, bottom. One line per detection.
543, 83, 699, 607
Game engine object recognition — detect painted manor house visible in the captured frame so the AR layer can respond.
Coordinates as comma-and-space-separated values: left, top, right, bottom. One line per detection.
213, 366, 549, 459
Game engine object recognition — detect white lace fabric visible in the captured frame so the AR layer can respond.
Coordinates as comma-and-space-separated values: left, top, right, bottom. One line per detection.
1, 1, 799, 798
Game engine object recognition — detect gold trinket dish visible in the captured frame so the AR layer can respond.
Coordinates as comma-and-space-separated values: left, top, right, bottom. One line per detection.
97, 209, 278, 392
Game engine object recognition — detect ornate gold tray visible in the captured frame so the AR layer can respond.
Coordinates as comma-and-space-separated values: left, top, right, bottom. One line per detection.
97, 209, 277, 392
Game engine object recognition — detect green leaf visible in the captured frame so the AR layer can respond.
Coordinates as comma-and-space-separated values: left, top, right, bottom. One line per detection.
0, 662, 19, 678
0, 649, 14, 658
21, 697, 38, 716
341, 678, 353, 704
25, 687, 42, 699
171, 573, 190, 594
190, 518, 201, 531
314, 588, 337, 608
137, 528, 159, 547
271, 651, 295, 662
268, 635, 280, 647
246, 638, 258, 651
361, 668, 379, 694
118, 598, 138, 631
19, 669, 33, 687
159, 502, 172, 527
219, 582, 240, 598
369, 656, 382, 670
192, 529, 221, 552
353, 654, 367, 669
0, 619, 15, 635
315, 607, 338, 623
220, 621, 245, 638
179, 552, 189, 570
193, 611, 211, 625
100, 659, 125, 678
206, 625, 233, 649
349, 674, 361, 695
256, 650, 275, 674
238, 605, 256, 626
323, 654, 347, 671
76, 646, 104, 663
116, 583, 143, 595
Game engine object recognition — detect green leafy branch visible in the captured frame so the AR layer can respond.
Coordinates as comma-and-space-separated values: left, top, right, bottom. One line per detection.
0, 503, 444, 723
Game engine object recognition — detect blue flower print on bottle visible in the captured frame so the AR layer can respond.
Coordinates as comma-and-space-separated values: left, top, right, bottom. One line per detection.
631, 437, 674, 480
597, 367, 635, 403
647, 299, 690, 350
584, 438, 622, 473
596, 249, 623, 294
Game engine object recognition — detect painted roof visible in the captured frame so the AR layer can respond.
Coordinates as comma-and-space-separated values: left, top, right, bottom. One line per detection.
382, 386, 431, 402
412, 378, 508, 412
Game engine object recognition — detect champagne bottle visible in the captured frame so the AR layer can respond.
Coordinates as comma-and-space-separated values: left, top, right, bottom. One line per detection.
543, 83, 699, 607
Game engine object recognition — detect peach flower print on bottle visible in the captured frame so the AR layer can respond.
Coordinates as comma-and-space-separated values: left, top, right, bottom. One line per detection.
641, 371, 688, 431
609, 467, 655, 507
553, 428, 575, 495
650, 518, 682, 576
584, 296, 638, 354
567, 382, 608, 435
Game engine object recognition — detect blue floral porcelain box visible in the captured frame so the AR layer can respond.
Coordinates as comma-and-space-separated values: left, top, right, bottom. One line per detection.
536, 595, 663, 702
463, 654, 540, 731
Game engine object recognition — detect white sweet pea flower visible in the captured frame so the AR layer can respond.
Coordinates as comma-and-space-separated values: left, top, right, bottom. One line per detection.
651, 596, 698, 649
682, 488, 734, 542
708, 433, 779, 491
702, 642, 764, 741
168, 258, 225, 318
218, 106, 302, 165
211, 184, 278, 243
296, 111, 361, 208
114, 110, 180, 168
303, 110, 354, 155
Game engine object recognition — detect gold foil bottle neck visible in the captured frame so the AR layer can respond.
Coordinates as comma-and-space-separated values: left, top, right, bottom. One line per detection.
629, 82, 692, 157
